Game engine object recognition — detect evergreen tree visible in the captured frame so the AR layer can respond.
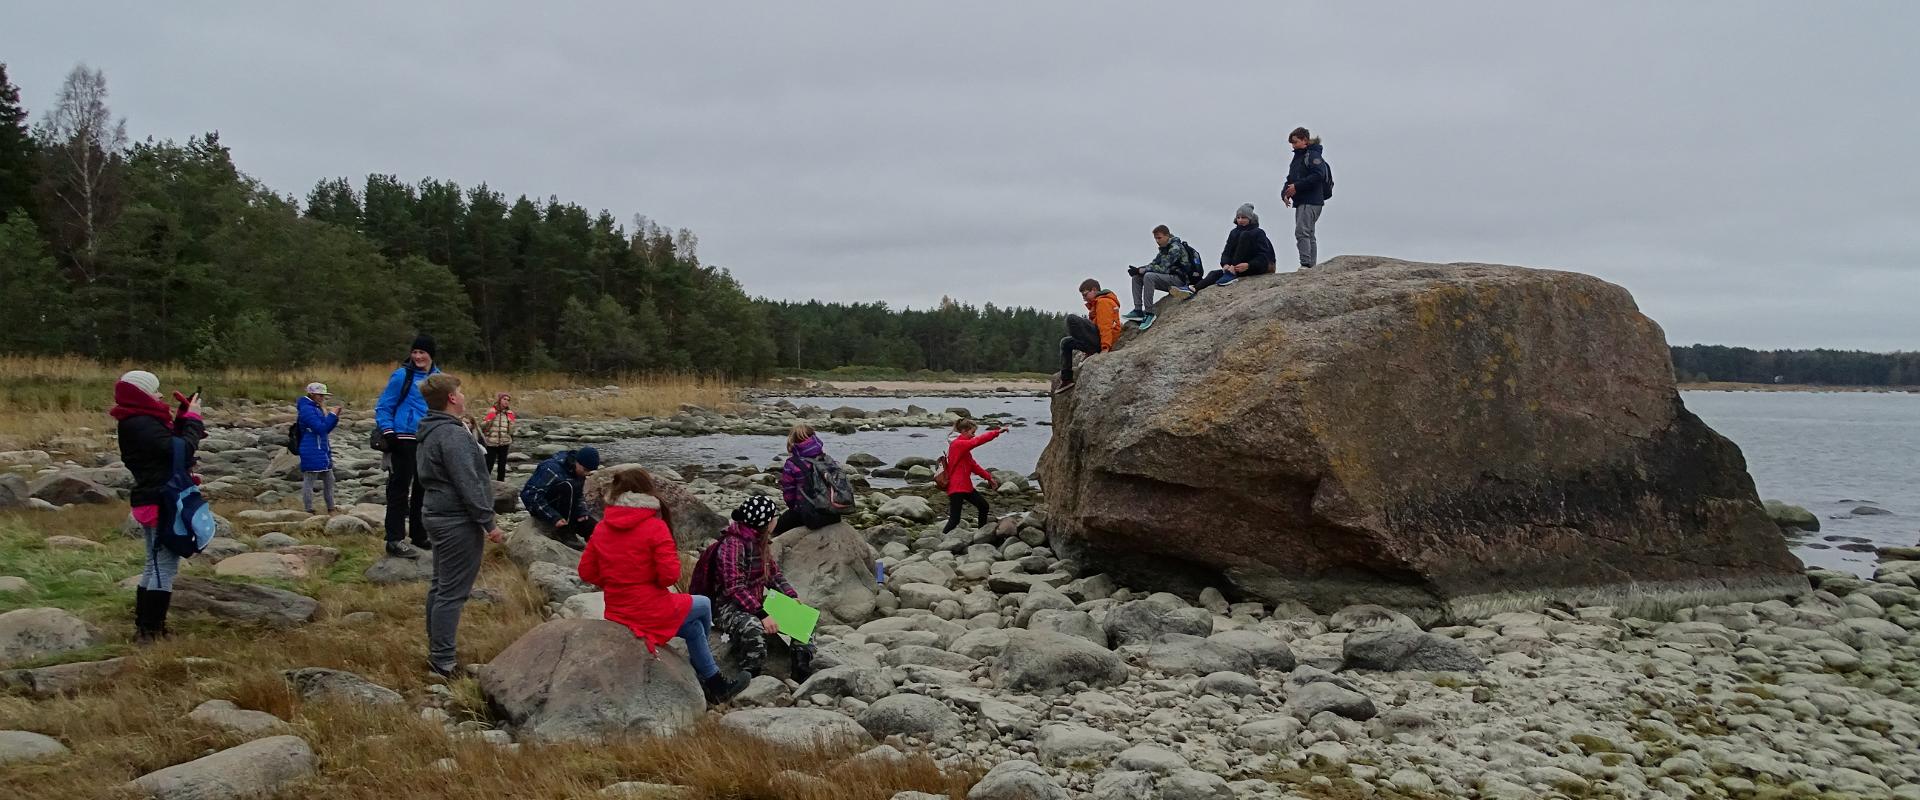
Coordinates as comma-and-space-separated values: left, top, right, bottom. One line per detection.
0, 216, 71, 352
0, 64, 36, 223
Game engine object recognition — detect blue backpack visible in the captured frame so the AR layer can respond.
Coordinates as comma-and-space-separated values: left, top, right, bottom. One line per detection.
156, 437, 216, 557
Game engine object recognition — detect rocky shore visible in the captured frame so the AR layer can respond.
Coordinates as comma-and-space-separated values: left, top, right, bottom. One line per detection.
3, 402, 1920, 798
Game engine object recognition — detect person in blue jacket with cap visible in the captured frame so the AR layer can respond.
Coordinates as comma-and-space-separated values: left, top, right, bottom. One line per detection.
296, 382, 343, 514
520, 446, 602, 550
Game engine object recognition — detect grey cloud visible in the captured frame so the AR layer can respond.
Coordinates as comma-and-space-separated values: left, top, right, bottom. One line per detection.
3, 1, 1915, 349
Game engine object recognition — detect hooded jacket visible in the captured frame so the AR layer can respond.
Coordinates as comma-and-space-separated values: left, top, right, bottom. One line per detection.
1086, 290, 1122, 352
1142, 235, 1194, 277
480, 404, 515, 447
375, 362, 440, 439
780, 435, 825, 508
944, 428, 1002, 495
578, 492, 691, 650
296, 396, 339, 473
521, 451, 589, 524
415, 411, 496, 529
1286, 141, 1331, 206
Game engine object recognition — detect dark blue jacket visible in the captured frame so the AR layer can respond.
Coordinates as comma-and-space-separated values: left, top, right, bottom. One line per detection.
1287, 143, 1331, 206
296, 396, 339, 472
375, 363, 439, 439
520, 451, 587, 524
1221, 224, 1277, 274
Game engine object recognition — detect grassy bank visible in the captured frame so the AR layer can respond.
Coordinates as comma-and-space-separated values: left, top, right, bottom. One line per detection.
0, 508, 972, 800
0, 356, 738, 450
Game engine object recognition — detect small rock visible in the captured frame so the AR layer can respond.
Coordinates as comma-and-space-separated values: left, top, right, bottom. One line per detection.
189, 699, 290, 735
128, 735, 316, 800
282, 667, 402, 706
0, 730, 69, 765
0, 607, 102, 666
968, 759, 1066, 800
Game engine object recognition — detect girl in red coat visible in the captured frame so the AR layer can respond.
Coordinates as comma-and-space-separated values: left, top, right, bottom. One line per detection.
942, 418, 1004, 533
578, 467, 749, 704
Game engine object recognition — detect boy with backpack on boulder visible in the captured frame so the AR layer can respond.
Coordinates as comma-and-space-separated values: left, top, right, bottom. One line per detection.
1124, 224, 1202, 329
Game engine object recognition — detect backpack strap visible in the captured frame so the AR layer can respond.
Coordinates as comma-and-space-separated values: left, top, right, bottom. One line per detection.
382, 366, 418, 422
171, 436, 189, 476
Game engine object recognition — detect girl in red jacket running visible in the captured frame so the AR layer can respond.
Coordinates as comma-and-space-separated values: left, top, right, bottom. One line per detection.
942, 418, 1004, 533
578, 467, 749, 704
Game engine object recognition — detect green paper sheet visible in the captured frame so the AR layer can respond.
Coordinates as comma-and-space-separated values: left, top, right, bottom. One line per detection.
763, 591, 820, 644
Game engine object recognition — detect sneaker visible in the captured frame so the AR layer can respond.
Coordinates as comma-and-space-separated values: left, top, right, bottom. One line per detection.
385, 541, 421, 559
1137, 313, 1156, 331
1172, 284, 1196, 298
1120, 310, 1147, 323
1214, 273, 1238, 287
427, 660, 458, 679
1053, 381, 1076, 395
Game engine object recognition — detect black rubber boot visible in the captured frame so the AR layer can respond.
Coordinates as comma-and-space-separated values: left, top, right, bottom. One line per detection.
152, 590, 172, 638
789, 648, 816, 684
701, 670, 750, 705
134, 587, 163, 644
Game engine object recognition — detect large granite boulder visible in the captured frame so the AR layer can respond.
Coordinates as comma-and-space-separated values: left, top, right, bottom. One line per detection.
481, 619, 703, 741
773, 522, 878, 626
1038, 256, 1807, 621
0, 607, 102, 666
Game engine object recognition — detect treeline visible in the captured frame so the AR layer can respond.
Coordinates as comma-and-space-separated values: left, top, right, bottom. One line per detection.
1672, 345, 1920, 387
0, 63, 1065, 377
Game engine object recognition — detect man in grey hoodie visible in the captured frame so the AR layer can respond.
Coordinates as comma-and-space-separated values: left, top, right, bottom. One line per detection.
414, 373, 505, 677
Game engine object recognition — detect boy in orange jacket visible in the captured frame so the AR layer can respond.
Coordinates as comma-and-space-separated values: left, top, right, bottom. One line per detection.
1058, 278, 1121, 394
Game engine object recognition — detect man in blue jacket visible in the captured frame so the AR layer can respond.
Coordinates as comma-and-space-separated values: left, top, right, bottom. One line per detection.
1282, 127, 1332, 268
520, 446, 601, 550
375, 335, 441, 559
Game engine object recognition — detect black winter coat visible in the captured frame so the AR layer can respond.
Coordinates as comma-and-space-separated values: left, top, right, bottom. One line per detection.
119, 414, 206, 508
1220, 224, 1277, 274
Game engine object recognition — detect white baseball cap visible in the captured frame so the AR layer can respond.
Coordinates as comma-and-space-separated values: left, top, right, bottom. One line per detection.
305, 382, 331, 396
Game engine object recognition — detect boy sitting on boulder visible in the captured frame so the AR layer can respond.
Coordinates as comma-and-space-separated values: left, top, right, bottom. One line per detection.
1058, 279, 1121, 394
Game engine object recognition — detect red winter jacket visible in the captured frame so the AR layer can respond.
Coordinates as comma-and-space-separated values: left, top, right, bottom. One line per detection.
577, 493, 690, 651
944, 428, 1002, 495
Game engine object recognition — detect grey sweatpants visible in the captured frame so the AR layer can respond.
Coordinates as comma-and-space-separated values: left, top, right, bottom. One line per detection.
1294, 204, 1324, 267
1131, 271, 1182, 312
301, 470, 336, 513
424, 517, 485, 671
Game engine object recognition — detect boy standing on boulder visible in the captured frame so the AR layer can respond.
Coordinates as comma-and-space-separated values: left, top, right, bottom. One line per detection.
414, 373, 506, 678
1282, 127, 1332, 268
1057, 279, 1121, 394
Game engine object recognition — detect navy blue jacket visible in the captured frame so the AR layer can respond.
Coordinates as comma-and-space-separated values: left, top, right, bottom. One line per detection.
1287, 143, 1331, 206
520, 451, 587, 524
1220, 224, 1277, 274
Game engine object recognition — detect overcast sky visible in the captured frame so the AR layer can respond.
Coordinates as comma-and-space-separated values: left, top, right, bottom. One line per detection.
5, 3, 1915, 350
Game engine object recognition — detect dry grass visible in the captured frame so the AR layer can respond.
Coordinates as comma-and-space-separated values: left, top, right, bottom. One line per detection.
0, 355, 739, 449
0, 511, 975, 800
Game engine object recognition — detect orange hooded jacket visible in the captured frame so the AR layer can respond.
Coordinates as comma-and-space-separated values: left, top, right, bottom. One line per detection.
1086, 290, 1122, 351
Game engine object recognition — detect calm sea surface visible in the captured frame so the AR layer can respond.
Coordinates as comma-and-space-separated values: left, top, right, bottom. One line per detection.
609, 391, 1917, 575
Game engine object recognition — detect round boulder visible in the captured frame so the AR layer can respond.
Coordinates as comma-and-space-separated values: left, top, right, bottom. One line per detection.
481, 619, 703, 741
856, 693, 962, 740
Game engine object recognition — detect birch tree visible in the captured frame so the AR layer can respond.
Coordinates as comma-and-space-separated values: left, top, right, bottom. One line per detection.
35, 63, 126, 281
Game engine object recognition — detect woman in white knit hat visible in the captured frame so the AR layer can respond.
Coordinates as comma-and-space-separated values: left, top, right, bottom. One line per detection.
109, 370, 205, 643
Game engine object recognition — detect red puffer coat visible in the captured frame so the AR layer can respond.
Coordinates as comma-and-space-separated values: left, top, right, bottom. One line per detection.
944, 428, 1002, 495
578, 493, 690, 650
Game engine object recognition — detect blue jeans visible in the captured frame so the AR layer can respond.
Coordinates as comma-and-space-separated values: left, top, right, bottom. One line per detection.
139, 521, 180, 591
676, 594, 718, 679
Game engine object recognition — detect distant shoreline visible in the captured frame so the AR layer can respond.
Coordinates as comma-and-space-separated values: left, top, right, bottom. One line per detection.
1678, 381, 1917, 394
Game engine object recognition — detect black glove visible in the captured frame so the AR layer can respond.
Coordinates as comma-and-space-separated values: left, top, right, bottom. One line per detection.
1126, 266, 1141, 277
383, 432, 400, 451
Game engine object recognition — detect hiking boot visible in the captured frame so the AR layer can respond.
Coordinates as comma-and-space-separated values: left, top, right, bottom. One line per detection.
1214, 272, 1237, 287
385, 541, 421, 559
427, 660, 459, 679
1172, 284, 1196, 298
701, 670, 751, 705
1120, 310, 1146, 323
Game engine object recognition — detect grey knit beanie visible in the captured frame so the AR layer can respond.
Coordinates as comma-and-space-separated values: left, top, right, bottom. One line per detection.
1235, 204, 1259, 226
